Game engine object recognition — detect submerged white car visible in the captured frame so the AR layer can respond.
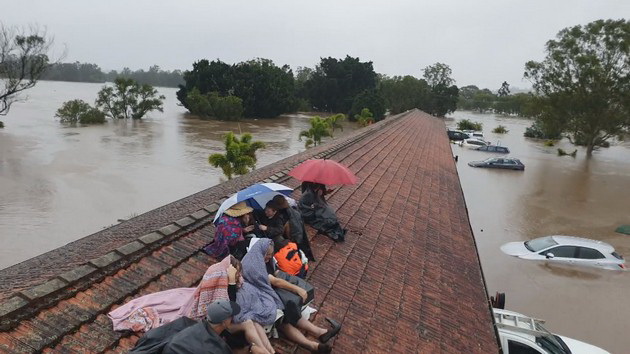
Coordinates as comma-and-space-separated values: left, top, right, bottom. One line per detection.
495, 308, 610, 354
501, 235, 626, 271
459, 138, 489, 149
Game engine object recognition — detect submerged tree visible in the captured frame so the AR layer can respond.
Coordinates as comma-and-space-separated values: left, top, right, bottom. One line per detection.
96, 78, 165, 119
209, 132, 266, 180
55, 99, 106, 124
422, 63, 459, 117
299, 116, 332, 148
524, 19, 630, 157
0, 24, 54, 126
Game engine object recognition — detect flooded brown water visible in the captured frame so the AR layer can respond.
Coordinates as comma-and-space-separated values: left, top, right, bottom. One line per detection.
0, 81, 358, 270
449, 111, 630, 353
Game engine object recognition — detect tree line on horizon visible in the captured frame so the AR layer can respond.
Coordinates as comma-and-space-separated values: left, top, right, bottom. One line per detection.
40, 62, 184, 88
176, 56, 459, 122
2, 19, 628, 158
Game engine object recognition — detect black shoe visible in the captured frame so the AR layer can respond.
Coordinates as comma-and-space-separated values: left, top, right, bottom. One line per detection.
318, 318, 342, 343
314, 343, 332, 353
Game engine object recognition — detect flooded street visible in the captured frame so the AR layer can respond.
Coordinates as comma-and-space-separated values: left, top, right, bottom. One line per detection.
0, 81, 357, 270
449, 111, 630, 353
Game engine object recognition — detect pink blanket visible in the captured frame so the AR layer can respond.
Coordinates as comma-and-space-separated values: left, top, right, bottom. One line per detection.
108, 256, 233, 332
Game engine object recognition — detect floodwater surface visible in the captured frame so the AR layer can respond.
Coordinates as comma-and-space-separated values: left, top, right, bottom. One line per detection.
449, 111, 630, 353
0, 81, 357, 269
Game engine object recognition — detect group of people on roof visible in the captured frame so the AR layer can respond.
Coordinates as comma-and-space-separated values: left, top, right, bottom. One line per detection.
108, 182, 346, 354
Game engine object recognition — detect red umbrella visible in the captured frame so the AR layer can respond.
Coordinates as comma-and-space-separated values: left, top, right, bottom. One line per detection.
289, 159, 358, 185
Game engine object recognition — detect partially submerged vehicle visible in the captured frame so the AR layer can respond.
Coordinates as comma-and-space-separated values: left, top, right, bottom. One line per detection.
501, 235, 626, 271
447, 129, 470, 141
475, 145, 510, 154
468, 157, 524, 170
459, 138, 489, 149
494, 308, 610, 354
463, 130, 484, 140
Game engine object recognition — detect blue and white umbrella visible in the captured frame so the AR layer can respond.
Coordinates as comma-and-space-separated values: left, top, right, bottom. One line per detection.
213, 182, 294, 224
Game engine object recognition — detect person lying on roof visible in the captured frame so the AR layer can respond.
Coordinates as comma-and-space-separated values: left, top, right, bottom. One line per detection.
298, 182, 347, 242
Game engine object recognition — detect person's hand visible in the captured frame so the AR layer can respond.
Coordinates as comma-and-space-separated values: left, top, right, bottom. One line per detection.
259, 225, 268, 231
227, 265, 237, 284
244, 225, 255, 232
297, 288, 308, 303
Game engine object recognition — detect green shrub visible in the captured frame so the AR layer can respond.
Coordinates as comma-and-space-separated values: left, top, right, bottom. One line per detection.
523, 121, 562, 139
186, 89, 243, 120
56, 99, 106, 125
492, 125, 508, 134
354, 108, 374, 127
456, 119, 483, 131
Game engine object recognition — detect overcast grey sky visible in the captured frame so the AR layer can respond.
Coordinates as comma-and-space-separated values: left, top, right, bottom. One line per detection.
4, 0, 629, 89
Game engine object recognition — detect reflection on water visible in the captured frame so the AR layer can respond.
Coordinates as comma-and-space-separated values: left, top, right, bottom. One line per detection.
449, 111, 630, 353
0, 81, 357, 270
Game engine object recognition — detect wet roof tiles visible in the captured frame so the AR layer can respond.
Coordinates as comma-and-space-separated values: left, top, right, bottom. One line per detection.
0, 109, 499, 353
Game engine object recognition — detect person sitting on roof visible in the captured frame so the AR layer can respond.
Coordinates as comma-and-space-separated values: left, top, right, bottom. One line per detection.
252, 201, 287, 242
162, 299, 268, 354
273, 239, 308, 278
272, 195, 316, 262
298, 182, 347, 242
111, 255, 275, 354
235, 238, 341, 353
203, 202, 255, 260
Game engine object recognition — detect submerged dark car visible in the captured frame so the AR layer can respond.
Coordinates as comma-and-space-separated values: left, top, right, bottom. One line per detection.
447, 130, 470, 141
475, 145, 510, 153
468, 157, 524, 170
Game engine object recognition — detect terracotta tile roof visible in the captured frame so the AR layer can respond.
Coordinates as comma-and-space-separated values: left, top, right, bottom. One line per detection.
0, 109, 499, 353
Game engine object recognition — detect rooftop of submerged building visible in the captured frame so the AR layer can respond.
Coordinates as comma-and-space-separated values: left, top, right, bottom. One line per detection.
0, 109, 500, 353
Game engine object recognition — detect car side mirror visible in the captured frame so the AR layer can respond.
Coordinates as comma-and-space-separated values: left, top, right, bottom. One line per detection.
546, 253, 555, 259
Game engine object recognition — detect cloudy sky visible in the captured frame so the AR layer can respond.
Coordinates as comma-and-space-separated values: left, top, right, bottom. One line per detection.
5, 0, 629, 90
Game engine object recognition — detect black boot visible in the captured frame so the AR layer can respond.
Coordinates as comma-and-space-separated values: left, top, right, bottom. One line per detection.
318, 318, 342, 343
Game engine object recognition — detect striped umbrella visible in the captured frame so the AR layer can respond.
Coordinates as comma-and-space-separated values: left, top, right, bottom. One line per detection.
213, 182, 293, 224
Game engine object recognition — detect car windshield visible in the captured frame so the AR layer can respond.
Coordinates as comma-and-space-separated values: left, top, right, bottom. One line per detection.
613, 251, 624, 260
535, 335, 569, 354
532, 322, 570, 354
483, 158, 498, 163
524, 236, 558, 252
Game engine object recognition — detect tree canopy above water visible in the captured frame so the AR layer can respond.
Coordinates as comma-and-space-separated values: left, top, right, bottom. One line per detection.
524, 19, 630, 157
177, 58, 295, 118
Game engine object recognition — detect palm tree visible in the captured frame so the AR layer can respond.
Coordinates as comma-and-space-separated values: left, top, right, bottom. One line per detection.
299, 116, 332, 148
354, 108, 374, 127
325, 113, 346, 137
209, 132, 266, 180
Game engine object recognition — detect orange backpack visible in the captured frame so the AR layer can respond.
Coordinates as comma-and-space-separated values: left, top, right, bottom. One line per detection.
274, 242, 308, 276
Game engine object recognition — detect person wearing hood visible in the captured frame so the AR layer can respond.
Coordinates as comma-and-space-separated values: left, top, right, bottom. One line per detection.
298, 182, 346, 243
272, 195, 316, 262
236, 239, 341, 353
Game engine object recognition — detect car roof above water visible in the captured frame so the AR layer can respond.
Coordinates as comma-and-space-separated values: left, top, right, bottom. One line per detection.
549, 235, 615, 252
